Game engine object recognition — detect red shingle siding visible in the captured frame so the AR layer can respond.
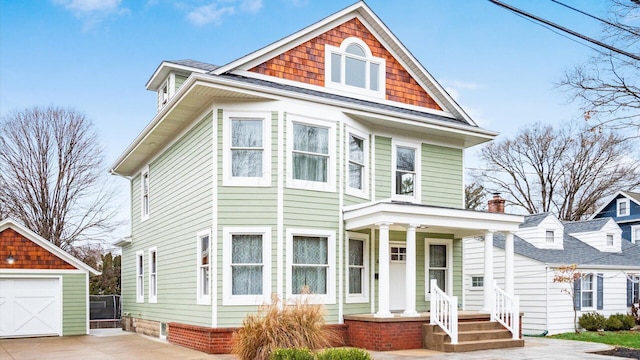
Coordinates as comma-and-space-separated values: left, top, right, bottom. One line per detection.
0, 228, 77, 270
249, 18, 441, 110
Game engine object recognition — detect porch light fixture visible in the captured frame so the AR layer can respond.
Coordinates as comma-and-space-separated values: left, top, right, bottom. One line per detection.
6, 252, 15, 264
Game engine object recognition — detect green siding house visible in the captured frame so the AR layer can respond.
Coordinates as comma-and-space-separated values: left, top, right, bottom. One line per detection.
111, 2, 525, 353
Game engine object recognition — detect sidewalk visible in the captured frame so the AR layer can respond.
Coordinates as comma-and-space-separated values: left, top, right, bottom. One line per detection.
0, 329, 621, 360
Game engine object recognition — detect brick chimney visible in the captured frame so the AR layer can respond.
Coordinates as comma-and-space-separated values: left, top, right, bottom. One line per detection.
488, 193, 505, 213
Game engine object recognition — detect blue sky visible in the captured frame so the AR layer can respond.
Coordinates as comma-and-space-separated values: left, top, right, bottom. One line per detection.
0, 0, 610, 243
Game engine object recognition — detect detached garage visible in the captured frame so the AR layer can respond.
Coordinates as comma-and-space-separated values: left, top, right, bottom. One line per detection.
0, 218, 100, 338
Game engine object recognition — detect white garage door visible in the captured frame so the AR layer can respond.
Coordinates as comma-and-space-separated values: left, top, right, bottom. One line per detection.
0, 278, 62, 338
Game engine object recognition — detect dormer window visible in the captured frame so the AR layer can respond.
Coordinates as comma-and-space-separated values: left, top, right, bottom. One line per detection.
545, 230, 554, 243
617, 198, 630, 217
606, 234, 614, 246
325, 37, 385, 98
161, 81, 169, 105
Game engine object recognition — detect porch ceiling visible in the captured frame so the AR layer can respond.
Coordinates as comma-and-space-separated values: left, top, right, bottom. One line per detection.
343, 201, 524, 238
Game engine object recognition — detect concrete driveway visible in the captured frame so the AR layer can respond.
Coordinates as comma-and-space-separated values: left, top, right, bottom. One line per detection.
0, 329, 622, 360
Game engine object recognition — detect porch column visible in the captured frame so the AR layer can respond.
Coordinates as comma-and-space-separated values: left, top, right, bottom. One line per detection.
375, 222, 393, 318
483, 230, 495, 312
402, 224, 419, 317
505, 232, 514, 295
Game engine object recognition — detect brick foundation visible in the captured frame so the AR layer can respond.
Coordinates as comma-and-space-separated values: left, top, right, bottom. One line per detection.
344, 318, 424, 351
167, 322, 236, 354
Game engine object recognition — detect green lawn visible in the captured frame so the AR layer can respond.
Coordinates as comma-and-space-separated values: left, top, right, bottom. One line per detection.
551, 331, 640, 349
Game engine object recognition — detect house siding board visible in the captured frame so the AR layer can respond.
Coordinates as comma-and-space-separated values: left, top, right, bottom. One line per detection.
422, 144, 462, 208
62, 273, 88, 335
249, 18, 441, 110
123, 112, 214, 327
374, 136, 391, 200
175, 74, 188, 92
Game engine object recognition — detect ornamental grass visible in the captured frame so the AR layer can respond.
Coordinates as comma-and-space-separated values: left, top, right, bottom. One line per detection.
232, 293, 341, 360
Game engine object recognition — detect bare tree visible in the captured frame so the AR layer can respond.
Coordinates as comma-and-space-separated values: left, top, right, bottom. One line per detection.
559, 0, 640, 139
0, 106, 119, 255
465, 180, 486, 210
552, 264, 581, 333
480, 122, 640, 220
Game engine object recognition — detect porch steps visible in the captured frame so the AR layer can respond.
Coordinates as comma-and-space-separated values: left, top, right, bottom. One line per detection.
423, 317, 524, 352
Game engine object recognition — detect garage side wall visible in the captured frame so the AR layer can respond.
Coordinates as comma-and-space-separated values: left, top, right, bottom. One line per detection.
62, 272, 90, 335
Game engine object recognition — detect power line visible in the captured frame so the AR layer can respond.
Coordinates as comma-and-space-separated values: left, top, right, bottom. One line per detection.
488, 0, 640, 61
550, 0, 640, 37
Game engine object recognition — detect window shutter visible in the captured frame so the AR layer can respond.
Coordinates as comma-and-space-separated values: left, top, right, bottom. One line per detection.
574, 278, 581, 310
597, 273, 604, 310
628, 278, 634, 306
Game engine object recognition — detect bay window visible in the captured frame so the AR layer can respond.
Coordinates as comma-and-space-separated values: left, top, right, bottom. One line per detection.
287, 116, 335, 192
346, 232, 369, 303
286, 229, 335, 303
196, 230, 211, 304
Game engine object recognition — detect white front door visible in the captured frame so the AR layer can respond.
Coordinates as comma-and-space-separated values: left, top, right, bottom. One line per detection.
0, 278, 62, 338
389, 243, 406, 311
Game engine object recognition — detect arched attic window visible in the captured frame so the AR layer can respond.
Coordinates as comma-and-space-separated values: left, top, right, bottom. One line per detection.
325, 37, 385, 98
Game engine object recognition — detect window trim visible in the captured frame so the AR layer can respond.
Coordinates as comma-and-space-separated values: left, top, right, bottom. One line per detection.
424, 238, 453, 298
141, 165, 150, 221
345, 232, 369, 304
136, 251, 144, 303
545, 230, 555, 244
286, 228, 336, 304
345, 128, 369, 199
148, 247, 158, 303
392, 139, 421, 202
617, 198, 630, 217
196, 229, 211, 305
325, 37, 386, 98
580, 273, 595, 310
286, 115, 336, 192
222, 227, 272, 306
606, 234, 614, 247
222, 111, 272, 187
632, 225, 640, 244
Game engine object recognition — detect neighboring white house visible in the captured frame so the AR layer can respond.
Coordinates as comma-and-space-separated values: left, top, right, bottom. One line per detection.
464, 212, 640, 335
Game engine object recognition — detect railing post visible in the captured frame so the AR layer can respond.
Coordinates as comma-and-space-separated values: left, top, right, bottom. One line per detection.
430, 279, 436, 325
450, 296, 458, 344
512, 295, 520, 340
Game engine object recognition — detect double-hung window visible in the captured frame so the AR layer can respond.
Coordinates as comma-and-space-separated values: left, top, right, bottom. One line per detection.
222, 227, 271, 305
392, 140, 421, 201
136, 251, 144, 303
606, 234, 614, 247
581, 274, 594, 308
196, 230, 211, 304
346, 232, 369, 303
141, 166, 150, 221
617, 198, 630, 217
546, 230, 554, 243
287, 116, 335, 192
149, 247, 157, 303
425, 239, 452, 296
223, 112, 270, 186
346, 129, 368, 198
632, 225, 640, 244
325, 37, 385, 98
286, 229, 335, 304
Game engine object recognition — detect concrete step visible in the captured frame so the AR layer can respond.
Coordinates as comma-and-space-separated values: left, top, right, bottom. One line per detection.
431, 320, 505, 333
432, 329, 514, 343
443, 338, 525, 352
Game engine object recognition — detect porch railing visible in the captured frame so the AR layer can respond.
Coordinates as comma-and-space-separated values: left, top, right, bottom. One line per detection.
429, 279, 458, 344
491, 280, 520, 340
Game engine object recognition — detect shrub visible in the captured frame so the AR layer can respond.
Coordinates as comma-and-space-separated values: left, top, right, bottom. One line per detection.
232, 294, 341, 360
269, 348, 314, 360
315, 348, 372, 360
604, 316, 624, 331
606, 313, 635, 331
578, 312, 606, 331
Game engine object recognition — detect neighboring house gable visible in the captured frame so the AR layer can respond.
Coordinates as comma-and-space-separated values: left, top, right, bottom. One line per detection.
591, 191, 640, 243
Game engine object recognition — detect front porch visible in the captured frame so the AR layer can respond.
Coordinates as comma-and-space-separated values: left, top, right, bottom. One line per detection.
343, 200, 525, 352
344, 310, 523, 352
